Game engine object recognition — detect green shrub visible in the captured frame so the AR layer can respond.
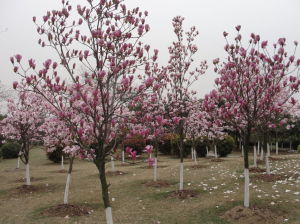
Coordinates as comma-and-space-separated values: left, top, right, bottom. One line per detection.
194, 139, 209, 157
297, 144, 300, 153
0, 142, 21, 159
47, 147, 64, 163
158, 134, 192, 158
216, 136, 234, 157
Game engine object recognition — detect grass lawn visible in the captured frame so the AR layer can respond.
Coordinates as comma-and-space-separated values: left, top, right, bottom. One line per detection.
0, 147, 299, 224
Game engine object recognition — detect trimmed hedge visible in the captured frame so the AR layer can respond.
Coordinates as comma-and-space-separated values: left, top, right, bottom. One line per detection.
0, 142, 21, 159
158, 134, 234, 158
47, 147, 64, 163
216, 136, 234, 157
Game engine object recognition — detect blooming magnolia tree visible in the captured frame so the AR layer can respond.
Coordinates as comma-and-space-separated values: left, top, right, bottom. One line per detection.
11, 0, 158, 223
41, 116, 81, 204
1, 92, 45, 186
206, 26, 300, 207
163, 16, 207, 190
130, 68, 168, 181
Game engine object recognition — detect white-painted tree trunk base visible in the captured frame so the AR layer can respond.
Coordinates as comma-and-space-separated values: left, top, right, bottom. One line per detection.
260, 149, 264, 160
194, 149, 197, 164
206, 147, 209, 156
154, 158, 158, 182
257, 142, 260, 156
25, 163, 31, 186
214, 145, 218, 158
244, 168, 250, 208
179, 163, 184, 191
253, 146, 257, 168
122, 150, 125, 164
61, 156, 64, 170
266, 156, 271, 175
242, 145, 244, 157
105, 207, 113, 224
17, 157, 20, 169
64, 173, 71, 204
276, 142, 278, 155
267, 143, 270, 157
111, 156, 115, 172
191, 148, 194, 160
149, 153, 152, 159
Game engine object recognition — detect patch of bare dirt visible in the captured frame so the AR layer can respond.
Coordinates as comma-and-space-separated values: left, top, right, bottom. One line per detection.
211, 158, 225, 162
15, 177, 47, 183
167, 190, 199, 199
13, 184, 56, 195
106, 171, 127, 176
188, 164, 208, 169
144, 180, 172, 188
221, 205, 285, 224
41, 204, 93, 217
249, 167, 266, 173
252, 174, 287, 182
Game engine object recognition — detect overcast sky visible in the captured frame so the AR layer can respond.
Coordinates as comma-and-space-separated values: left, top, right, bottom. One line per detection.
1, 0, 300, 97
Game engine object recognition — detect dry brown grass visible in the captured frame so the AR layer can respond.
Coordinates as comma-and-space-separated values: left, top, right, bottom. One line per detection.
0, 148, 299, 224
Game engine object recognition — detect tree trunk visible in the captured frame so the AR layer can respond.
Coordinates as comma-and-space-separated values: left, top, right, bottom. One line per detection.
260, 147, 264, 160
17, 157, 20, 169
96, 159, 113, 224
25, 163, 31, 186
214, 145, 218, 158
193, 147, 197, 164
178, 120, 184, 191
242, 145, 244, 157
154, 158, 158, 181
64, 156, 74, 204
276, 142, 278, 155
253, 146, 257, 168
179, 162, 184, 190
153, 140, 159, 182
243, 129, 251, 208
110, 156, 115, 172
266, 144, 271, 175
122, 150, 125, 164
61, 155, 64, 170
206, 146, 209, 156
257, 141, 260, 156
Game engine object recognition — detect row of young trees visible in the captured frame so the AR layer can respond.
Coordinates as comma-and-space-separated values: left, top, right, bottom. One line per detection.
1, 0, 299, 223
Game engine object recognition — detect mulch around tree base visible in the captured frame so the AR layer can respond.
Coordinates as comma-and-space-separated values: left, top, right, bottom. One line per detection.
143, 180, 172, 188
15, 177, 47, 183
252, 174, 287, 182
41, 204, 93, 217
249, 167, 266, 173
167, 190, 199, 199
14, 184, 55, 195
221, 205, 285, 224
188, 164, 208, 169
106, 171, 127, 176
211, 158, 225, 162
